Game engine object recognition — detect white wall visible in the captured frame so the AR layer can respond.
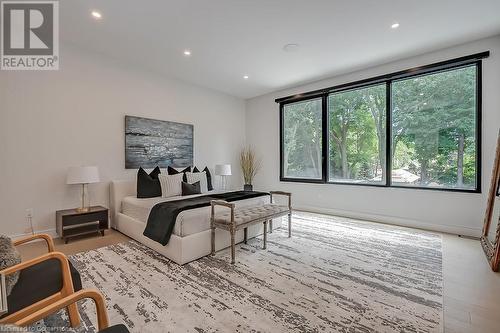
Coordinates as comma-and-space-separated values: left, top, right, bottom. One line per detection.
0, 45, 246, 237
1, 37, 498, 239
246, 36, 500, 237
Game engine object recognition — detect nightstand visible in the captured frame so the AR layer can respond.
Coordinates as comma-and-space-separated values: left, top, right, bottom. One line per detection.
56, 206, 109, 244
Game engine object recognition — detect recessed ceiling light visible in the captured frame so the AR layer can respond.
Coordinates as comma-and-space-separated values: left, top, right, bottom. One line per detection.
419, 93, 424, 96
391, 22, 400, 29
183, 50, 191, 56
283, 43, 300, 52
423, 102, 428, 106
243, 75, 249, 80
91, 10, 102, 19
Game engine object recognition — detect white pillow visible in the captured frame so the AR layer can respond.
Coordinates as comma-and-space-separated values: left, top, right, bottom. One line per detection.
185, 171, 208, 193
158, 173, 183, 197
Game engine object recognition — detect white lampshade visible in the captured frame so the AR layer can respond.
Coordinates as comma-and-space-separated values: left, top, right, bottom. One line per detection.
215, 164, 232, 176
66, 166, 100, 184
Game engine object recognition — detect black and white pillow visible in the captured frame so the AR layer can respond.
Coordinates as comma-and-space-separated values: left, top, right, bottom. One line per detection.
158, 173, 184, 197
167, 166, 191, 182
193, 166, 213, 191
185, 171, 208, 193
137, 167, 161, 198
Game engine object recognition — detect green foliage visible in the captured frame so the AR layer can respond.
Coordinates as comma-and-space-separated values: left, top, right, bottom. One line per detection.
328, 84, 385, 181
392, 66, 477, 188
283, 98, 322, 178
283, 65, 477, 189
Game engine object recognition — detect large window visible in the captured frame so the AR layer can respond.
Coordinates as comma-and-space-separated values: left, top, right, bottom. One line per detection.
278, 52, 486, 192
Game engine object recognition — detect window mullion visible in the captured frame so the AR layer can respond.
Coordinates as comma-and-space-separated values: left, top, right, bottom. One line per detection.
386, 81, 392, 187
476, 61, 482, 193
322, 94, 328, 183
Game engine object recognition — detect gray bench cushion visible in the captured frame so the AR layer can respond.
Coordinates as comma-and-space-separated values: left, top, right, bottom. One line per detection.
214, 204, 289, 226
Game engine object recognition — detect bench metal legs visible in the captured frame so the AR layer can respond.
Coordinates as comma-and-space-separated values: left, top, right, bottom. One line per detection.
288, 213, 292, 238
263, 221, 267, 250
212, 212, 292, 265
211, 226, 216, 256
230, 229, 236, 264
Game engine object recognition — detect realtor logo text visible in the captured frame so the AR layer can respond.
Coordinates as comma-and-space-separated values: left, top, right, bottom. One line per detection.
1, 0, 59, 70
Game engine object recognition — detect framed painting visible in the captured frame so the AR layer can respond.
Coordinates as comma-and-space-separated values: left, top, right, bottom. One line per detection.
125, 116, 193, 169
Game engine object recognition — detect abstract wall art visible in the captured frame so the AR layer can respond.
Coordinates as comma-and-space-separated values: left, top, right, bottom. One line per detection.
125, 116, 193, 169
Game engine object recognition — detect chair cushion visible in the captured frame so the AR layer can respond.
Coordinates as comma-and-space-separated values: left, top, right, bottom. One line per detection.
215, 204, 289, 226
2, 259, 82, 318
99, 324, 130, 333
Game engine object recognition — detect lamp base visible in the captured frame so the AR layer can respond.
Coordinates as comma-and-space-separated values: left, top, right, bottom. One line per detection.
77, 183, 90, 213
76, 207, 90, 213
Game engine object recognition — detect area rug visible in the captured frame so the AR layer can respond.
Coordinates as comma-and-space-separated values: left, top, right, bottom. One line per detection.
48, 212, 443, 332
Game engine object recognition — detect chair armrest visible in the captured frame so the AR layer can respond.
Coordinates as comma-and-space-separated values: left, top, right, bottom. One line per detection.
15, 289, 110, 331
13, 233, 55, 253
0, 251, 67, 275
0, 252, 75, 297
269, 191, 292, 208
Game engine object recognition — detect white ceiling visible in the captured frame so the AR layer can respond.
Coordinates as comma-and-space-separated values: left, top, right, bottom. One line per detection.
61, 1, 500, 99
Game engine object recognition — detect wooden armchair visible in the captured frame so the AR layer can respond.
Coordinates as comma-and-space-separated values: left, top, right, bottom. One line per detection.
0, 234, 82, 328
15, 289, 129, 333
12, 233, 55, 253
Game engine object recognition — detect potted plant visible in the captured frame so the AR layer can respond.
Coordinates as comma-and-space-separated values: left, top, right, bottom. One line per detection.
240, 147, 260, 191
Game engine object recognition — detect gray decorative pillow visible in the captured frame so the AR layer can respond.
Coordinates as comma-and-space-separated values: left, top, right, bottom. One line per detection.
0, 235, 21, 295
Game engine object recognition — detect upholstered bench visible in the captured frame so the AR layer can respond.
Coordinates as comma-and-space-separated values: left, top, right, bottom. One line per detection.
210, 191, 292, 264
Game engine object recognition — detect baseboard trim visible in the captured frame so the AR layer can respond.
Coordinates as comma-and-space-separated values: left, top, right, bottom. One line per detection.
9, 228, 58, 241
294, 205, 481, 238
7, 209, 480, 240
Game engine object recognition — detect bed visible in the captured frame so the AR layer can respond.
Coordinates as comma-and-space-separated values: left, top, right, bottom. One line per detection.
110, 180, 281, 264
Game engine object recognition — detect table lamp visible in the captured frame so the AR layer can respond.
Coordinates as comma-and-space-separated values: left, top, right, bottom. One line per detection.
66, 166, 100, 212
215, 164, 232, 191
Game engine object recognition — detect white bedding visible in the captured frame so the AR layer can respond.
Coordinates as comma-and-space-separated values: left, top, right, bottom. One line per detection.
121, 191, 269, 237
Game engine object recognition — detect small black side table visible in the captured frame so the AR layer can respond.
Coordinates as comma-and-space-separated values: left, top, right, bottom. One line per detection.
56, 206, 109, 244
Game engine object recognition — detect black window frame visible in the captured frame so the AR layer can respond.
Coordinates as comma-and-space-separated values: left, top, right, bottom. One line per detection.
278, 51, 488, 193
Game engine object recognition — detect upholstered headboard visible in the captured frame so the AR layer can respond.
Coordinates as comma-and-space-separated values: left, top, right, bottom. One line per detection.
110, 180, 135, 221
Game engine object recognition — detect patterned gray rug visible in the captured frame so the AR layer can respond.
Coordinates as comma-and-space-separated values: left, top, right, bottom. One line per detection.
42, 212, 444, 333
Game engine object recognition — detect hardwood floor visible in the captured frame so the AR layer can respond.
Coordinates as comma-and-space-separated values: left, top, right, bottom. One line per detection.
15, 226, 500, 332
16, 229, 130, 261
442, 234, 500, 333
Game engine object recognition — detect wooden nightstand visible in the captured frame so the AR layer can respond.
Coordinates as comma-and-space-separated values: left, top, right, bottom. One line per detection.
56, 206, 109, 244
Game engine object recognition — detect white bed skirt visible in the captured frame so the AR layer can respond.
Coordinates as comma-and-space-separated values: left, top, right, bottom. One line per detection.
114, 212, 280, 264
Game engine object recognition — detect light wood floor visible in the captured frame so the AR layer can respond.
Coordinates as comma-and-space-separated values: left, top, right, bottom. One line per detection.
15, 228, 500, 332
16, 229, 130, 260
